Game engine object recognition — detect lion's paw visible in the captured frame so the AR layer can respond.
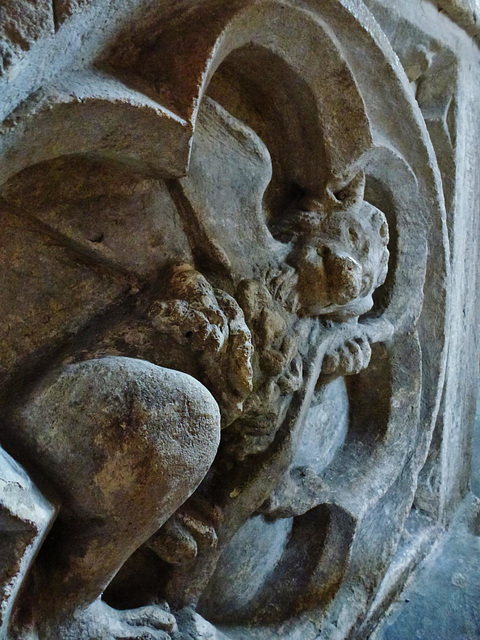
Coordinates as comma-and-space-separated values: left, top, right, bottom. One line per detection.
38, 600, 176, 640
322, 335, 372, 377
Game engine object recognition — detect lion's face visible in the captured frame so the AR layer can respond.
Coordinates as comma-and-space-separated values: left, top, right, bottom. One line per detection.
271, 176, 389, 321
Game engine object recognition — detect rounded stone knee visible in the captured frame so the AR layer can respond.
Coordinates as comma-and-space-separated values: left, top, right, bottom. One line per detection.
13, 357, 221, 528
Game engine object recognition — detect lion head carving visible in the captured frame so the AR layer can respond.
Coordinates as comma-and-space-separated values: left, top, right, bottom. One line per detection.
271, 172, 389, 320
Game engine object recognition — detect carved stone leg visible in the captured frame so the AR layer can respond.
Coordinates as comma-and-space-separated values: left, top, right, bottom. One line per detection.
9, 357, 221, 640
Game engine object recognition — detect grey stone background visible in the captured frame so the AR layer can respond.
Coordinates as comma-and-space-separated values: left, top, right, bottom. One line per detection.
1, 0, 480, 638
374, 397, 480, 640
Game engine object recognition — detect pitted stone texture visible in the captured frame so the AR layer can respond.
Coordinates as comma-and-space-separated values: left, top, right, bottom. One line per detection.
0, 0, 478, 639
53, 0, 95, 26
0, 0, 54, 76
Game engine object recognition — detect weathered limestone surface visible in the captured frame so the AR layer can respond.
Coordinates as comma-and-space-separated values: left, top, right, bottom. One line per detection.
0, 1, 478, 639
0, 0, 54, 76
431, 0, 480, 41
372, 402, 480, 640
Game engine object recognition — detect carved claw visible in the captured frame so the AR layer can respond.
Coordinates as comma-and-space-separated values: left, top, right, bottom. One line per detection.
148, 505, 219, 566
147, 516, 198, 565
322, 335, 372, 377
122, 604, 177, 634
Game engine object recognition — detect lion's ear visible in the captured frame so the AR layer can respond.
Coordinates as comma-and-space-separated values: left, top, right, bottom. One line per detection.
329, 171, 365, 212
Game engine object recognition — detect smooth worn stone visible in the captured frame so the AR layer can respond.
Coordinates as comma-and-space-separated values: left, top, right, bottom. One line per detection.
9, 357, 221, 640
0, 0, 479, 639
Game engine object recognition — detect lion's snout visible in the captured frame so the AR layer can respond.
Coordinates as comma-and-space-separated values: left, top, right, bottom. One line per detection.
325, 251, 363, 305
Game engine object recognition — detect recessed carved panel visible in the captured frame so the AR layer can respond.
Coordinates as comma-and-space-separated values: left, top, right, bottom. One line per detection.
0, 1, 460, 639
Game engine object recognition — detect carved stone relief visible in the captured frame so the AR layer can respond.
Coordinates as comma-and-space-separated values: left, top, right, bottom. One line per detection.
0, 1, 477, 639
